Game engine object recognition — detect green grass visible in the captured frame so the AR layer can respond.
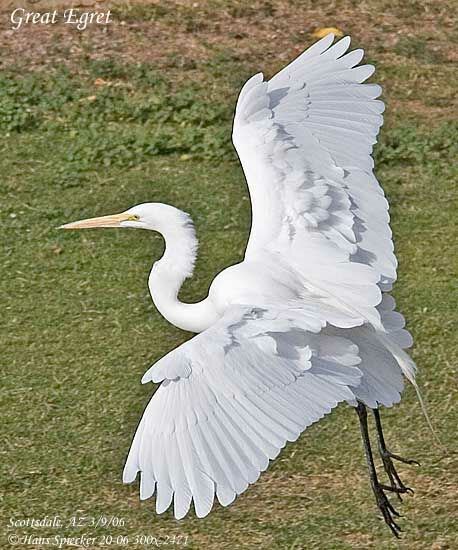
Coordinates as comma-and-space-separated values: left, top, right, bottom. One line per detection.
1, 2, 457, 549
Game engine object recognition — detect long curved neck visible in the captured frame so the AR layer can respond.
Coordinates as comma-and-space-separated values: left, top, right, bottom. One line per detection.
148, 209, 220, 333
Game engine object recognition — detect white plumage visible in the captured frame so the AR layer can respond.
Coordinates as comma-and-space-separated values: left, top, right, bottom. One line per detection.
62, 34, 420, 525
126, 304, 363, 518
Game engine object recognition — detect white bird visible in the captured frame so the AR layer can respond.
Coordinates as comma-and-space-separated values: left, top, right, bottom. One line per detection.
61, 34, 423, 536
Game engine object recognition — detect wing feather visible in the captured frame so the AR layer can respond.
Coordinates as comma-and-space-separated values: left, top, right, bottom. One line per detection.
124, 305, 362, 518
232, 34, 396, 328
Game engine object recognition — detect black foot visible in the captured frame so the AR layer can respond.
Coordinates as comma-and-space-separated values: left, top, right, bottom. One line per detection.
373, 481, 403, 538
355, 402, 415, 537
379, 449, 418, 499
373, 409, 418, 500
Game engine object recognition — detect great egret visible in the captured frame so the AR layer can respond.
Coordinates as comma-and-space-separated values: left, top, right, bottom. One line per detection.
61, 33, 422, 536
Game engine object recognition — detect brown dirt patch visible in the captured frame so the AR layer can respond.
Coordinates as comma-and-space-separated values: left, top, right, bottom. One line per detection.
2, 1, 457, 123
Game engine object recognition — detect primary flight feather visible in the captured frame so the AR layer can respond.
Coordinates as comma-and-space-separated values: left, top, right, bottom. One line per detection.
61, 34, 420, 536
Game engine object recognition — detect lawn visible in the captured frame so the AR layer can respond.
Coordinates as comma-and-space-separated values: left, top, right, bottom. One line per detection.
1, 1, 457, 549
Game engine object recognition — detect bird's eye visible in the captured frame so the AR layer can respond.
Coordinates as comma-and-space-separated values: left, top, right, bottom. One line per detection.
129, 214, 140, 221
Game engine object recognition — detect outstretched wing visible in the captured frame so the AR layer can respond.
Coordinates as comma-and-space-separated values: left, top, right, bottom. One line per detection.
124, 305, 362, 519
233, 34, 396, 328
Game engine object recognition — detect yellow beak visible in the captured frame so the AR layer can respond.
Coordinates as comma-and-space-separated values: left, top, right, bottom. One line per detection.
59, 212, 136, 230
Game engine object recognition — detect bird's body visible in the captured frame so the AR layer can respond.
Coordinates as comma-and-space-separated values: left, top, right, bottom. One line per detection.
61, 33, 422, 536
213, 259, 306, 307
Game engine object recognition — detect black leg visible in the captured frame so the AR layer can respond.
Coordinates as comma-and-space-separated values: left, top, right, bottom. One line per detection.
355, 402, 402, 537
373, 408, 418, 499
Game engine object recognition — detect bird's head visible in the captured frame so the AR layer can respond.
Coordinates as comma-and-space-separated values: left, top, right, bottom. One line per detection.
59, 202, 183, 233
